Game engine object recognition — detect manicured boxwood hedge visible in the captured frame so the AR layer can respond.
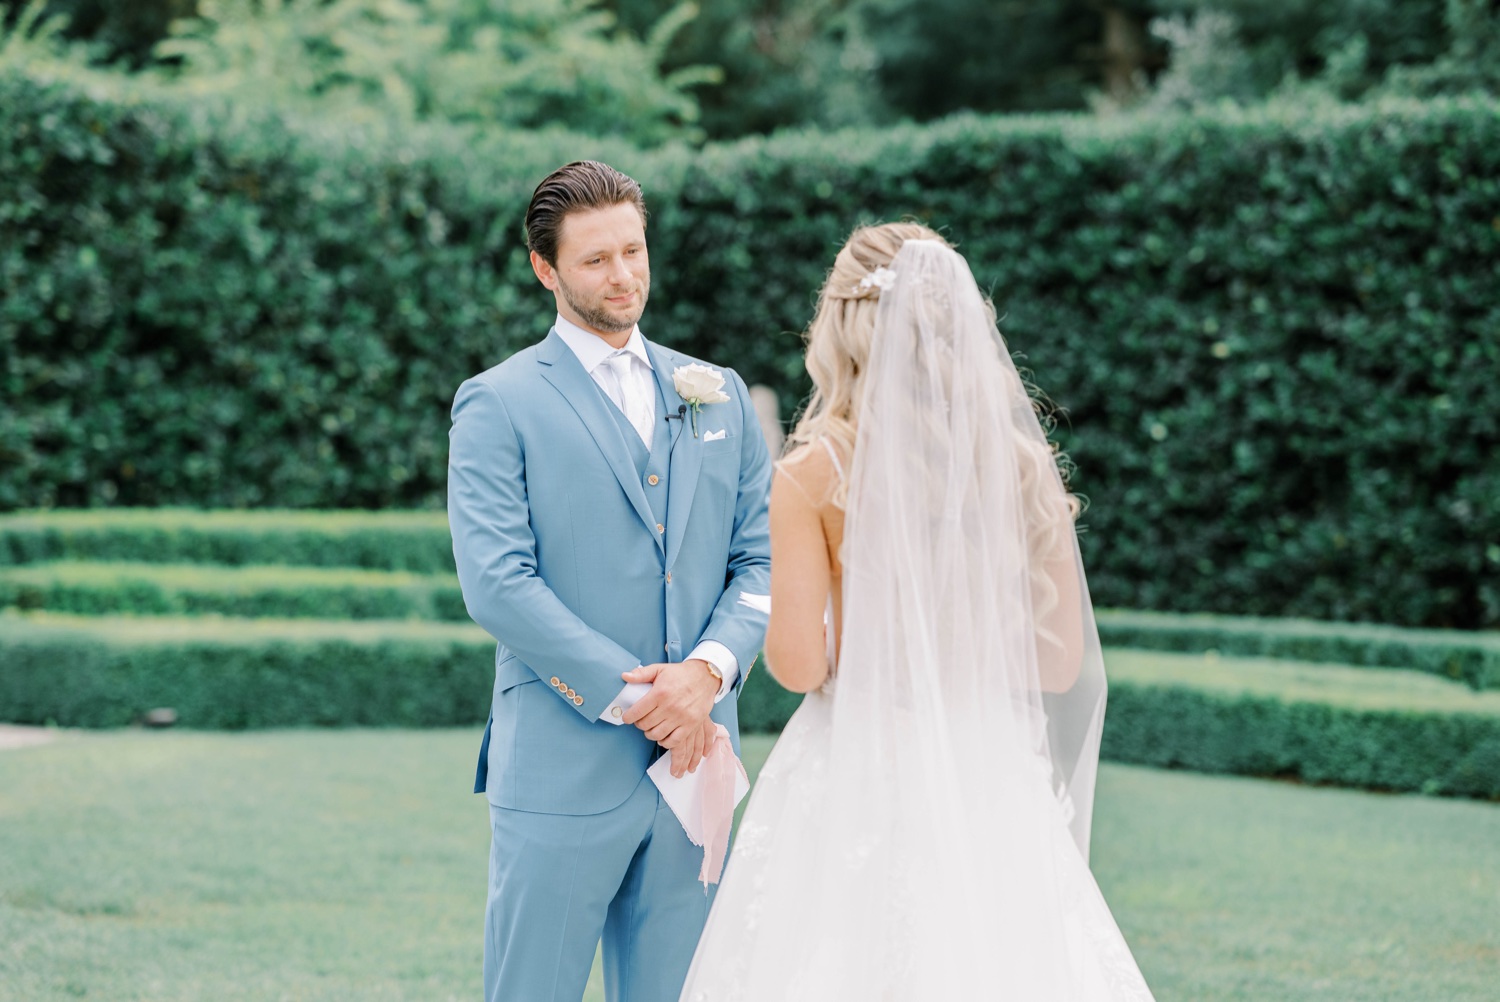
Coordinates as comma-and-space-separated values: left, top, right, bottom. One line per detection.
5, 71, 1498, 628
0, 614, 801, 734
1095, 609, 1500, 690
1101, 649, 1500, 799
4, 614, 1495, 798
0, 562, 470, 621
0, 510, 455, 571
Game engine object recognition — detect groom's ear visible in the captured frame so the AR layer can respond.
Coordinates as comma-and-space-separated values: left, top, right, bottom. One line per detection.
530, 249, 560, 291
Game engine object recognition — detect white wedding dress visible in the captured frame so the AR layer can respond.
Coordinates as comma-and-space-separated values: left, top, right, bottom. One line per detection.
680, 242, 1155, 1001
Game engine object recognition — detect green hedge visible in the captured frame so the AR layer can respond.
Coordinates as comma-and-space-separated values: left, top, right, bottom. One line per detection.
4, 614, 1496, 798
0, 613, 801, 734
10, 555, 1500, 694
1102, 649, 1500, 798
5, 71, 1499, 627
1096, 609, 1500, 690
0, 561, 469, 621
0, 510, 455, 571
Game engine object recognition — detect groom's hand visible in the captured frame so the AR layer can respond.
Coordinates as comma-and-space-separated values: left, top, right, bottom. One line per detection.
620, 660, 719, 757
662, 718, 720, 778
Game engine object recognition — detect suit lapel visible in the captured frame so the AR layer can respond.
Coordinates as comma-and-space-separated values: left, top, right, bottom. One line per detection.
649, 341, 702, 570
538, 330, 662, 552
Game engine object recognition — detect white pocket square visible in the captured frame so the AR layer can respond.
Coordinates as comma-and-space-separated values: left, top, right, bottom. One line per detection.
703, 429, 727, 442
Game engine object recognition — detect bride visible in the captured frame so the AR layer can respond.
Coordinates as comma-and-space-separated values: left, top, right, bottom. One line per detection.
679, 225, 1154, 1000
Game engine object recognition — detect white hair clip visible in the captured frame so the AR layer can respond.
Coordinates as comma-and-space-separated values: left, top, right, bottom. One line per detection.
855, 266, 898, 293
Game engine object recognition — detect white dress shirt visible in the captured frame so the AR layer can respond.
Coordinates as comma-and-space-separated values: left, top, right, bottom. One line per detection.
552, 315, 740, 721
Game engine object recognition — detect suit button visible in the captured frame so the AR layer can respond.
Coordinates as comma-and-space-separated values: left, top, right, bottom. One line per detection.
573, 696, 584, 706
656, 523, 664, 533
565, 688, 576, 698
664, 643, 670, 653
648, 474, 660, 485
549, 677, 560, 687
666, 572, 672, 584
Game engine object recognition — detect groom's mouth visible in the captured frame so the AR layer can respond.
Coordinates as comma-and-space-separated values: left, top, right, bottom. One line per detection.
606, 292, 637, 307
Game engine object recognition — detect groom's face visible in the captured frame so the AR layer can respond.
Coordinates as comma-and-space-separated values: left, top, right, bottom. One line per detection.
531, 202, 651, 343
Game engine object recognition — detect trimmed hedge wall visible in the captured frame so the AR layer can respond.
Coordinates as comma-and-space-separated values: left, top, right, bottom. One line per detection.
0, 614, 802, 734
1095, 610, 1500, 690
4, 615, 1495, 798
1101, 685, 1500, 799
8, 557, 1500, 690
5, 72, 1499, 627
0, 511, 455, 571
1100, 649, 1500, 798
0, 562, 470, 621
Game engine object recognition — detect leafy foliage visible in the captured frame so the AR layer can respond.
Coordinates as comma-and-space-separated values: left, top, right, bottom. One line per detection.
610, 0, 885, 137
1141, 0, 1498, 107
152, 0, 714, 142
1377, 0, 1500, 98
5, 73, 1498, 627
0, 0, 194, 66
853, 0, 1105, 117
1, 0, 713, 142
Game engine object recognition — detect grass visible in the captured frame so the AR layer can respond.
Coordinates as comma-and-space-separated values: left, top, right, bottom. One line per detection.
2, 730, 1497, 1001
1104, 649, 1500, 716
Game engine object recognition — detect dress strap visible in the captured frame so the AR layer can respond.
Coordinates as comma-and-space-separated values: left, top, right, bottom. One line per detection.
819, 437, 846, 483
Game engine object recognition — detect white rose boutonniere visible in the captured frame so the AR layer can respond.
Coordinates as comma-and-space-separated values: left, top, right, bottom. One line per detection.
672, 363, 730, 438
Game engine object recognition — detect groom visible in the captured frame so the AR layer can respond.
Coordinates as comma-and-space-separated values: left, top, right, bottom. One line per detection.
447, 160, 772, 1002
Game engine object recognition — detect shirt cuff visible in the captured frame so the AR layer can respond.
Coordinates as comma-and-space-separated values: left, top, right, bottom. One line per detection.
689, 640, 739, 703
600, 679, 651, 724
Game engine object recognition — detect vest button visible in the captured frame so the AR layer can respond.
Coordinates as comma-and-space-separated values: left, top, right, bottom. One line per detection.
648, 474, 660, 485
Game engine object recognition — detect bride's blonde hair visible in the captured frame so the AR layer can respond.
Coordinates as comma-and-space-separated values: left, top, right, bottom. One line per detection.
787, 222, 1081, 613
786, 222, 940, 489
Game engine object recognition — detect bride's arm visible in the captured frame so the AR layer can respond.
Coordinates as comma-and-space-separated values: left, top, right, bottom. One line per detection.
1034, 541, 1084, 694
764, 467, 833, 693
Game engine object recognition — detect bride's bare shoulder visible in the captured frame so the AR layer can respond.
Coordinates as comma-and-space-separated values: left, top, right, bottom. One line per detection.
774, 440, 841, 506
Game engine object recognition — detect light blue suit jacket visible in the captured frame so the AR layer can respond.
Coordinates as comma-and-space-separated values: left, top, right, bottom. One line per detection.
448, 328, 772, 816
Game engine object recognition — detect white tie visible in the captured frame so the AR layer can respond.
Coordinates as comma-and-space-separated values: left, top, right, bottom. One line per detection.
603, 352, 654, 448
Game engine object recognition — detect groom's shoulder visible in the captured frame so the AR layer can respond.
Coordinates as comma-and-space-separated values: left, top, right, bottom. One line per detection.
457, 338, 549, 396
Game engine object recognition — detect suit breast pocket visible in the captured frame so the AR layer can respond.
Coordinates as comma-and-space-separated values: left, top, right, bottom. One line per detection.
701, 433, 738, 463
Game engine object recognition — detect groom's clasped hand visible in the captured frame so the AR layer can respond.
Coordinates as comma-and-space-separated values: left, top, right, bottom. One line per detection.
620, 660, 721, 778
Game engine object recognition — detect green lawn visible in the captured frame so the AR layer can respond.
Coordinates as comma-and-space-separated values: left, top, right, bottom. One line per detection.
2, 730, 1496, 1002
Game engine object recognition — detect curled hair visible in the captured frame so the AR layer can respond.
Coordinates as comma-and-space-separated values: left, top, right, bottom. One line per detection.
787, 222, 1082, 628
525, 161, 647, 265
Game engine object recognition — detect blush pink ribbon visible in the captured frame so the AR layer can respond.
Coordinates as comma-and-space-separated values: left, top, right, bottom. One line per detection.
697, 723, 748, 887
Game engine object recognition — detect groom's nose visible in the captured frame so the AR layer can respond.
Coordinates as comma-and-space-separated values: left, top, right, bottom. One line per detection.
606, 257, 633, 286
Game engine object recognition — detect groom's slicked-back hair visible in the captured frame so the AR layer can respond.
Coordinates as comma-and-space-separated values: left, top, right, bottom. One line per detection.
526, 161, 647, 266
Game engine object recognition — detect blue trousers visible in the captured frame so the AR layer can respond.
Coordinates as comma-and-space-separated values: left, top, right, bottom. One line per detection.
484, 774, 716, 1002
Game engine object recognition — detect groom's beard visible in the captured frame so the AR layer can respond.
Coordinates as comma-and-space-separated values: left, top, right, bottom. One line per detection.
558, 273, 650, 334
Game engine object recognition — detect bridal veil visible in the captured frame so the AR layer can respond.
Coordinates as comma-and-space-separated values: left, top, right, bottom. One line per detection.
683, 239, 1150, 1001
